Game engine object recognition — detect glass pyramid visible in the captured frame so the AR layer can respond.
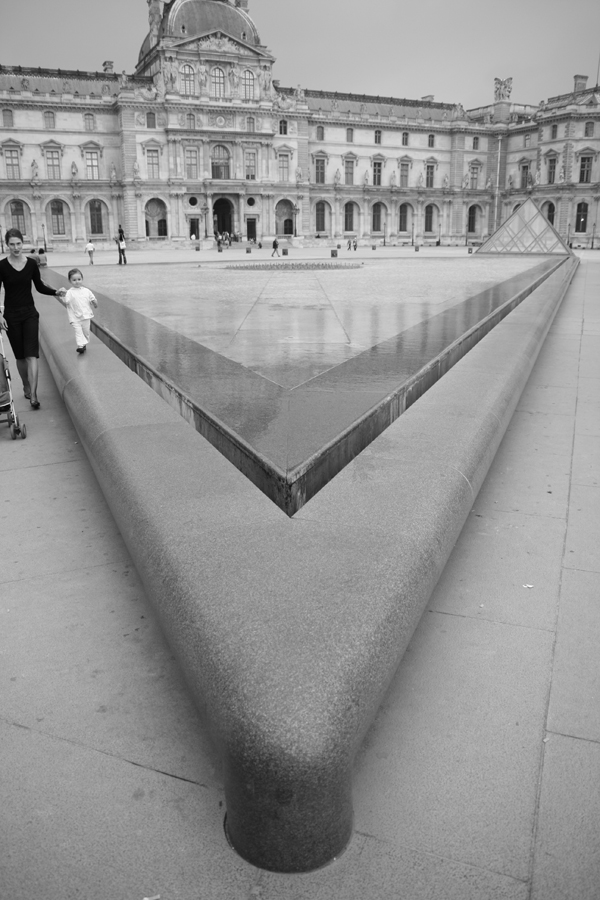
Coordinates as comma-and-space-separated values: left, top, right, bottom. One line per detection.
477, 198, 572, 255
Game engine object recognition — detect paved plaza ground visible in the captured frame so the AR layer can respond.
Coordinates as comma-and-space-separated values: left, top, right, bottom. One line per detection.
1, 247, 599, 899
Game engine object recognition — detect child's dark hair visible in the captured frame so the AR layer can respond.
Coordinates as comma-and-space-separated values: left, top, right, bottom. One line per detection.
38, 248, 45, 254
68, 268, 83, 281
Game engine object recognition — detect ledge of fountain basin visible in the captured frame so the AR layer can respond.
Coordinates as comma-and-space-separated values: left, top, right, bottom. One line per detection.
36, 255, 578, 872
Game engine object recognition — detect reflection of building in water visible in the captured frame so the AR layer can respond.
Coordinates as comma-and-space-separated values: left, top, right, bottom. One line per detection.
1, 2, 599, 249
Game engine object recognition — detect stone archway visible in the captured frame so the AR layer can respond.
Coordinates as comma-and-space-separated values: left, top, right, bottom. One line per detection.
213, 197, 233, 235
145, 197, 168, 238
275, 199, 294, 235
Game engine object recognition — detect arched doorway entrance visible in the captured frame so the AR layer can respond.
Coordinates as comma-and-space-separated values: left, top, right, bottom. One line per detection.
275, 199, 294, 235
145, 198, 168, 238
213, 198, 233, 236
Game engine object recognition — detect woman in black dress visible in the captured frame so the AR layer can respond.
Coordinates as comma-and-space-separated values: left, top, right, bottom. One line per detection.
0, 228, 65, 408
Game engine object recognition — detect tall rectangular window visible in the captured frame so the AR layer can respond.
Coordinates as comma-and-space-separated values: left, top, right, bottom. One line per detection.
524, 134, 531, 147
402, 132, 409, 146
5, 148, 20, 179
46, 149, 61, 180
473, 136, 479, 150
374, 129, 382, 145
547, 157, 556, 184
44, 111, 55, 129
147, 149, 159, 179
315, 157, 325, 184
428, 134, 435, 148
470, 167, 479, 190
520, 165, 529, 189
579, 156, 592, 183
185, 148, 198, 180
551, 123, 557, 139
373, 160, 382, 186
278, 154, 289, 182
346, 127, 354, 143
89, 200, 104, 235
50, 200, 65, 235
85, 151, 99, 180
400, 161, 409, 187
3, 109, 14, 127
426, 164, 435, 188
245, 151, 256, 180
344, 158, 354, 185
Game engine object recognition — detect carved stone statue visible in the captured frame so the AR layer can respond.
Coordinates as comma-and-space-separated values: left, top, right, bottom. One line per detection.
71, 161, 78, 177
120, 71, 129, 87
148, 0, 163, 46
462, 173, 469, 189
486, 175, 493, 190
558, 167, 565, 183
334, 168, 341, 185
110, 163, 118, 184
133, 160, 141, 179
163, 57, 177, 91
494, 77, 513, 101
294, 86, 306, 102
508, 173, 513, 188
534, 168, 540, 185
30, 159, 39, 178
295, 166, 302, 184
390, 169, 397, 186
154, 69, 166, 98
364, 169, 369, 185
443, 173, 449, 189
229, 65, 240, 90
198, 64, 208, 90
418, 172, 424, 187
360, 103, 367, 114
331, 98, 339, 112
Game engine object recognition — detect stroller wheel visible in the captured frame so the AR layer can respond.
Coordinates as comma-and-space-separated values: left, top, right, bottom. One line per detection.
10, 423, 16, 440
20, 423, 27, 439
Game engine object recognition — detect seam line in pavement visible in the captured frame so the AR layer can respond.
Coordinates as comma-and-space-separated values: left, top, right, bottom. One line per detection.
0, 715, 210, 789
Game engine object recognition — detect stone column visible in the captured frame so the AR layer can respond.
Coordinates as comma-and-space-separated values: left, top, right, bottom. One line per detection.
416, 196, 425, 242
333, 190, 342, 238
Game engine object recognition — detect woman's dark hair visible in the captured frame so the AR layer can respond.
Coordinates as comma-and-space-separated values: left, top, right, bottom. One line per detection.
5, 227, 24, 244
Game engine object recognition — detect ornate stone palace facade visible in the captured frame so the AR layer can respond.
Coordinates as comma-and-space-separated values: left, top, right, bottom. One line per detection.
1, 0, 599, 250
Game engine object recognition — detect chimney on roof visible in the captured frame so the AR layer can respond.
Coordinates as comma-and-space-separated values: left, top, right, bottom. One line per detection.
421, 95, 434, 102
102, 61, 114, 74
574, 74, 588, 93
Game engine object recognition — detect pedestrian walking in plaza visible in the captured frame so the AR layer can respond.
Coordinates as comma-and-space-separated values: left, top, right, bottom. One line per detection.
347, 238, 352, 250
353, 238, 358, 251
116, 236, 127, 265
0, 228, 66, 408
118, 225, 125, 242
58, 268, 98, 355
85, 240, 95, 264
272, 238, 280, 257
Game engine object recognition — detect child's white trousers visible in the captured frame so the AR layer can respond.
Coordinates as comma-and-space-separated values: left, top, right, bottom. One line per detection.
72, 318, 91, 348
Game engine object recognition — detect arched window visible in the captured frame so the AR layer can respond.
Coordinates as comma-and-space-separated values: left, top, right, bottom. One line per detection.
181, 65, 195, 96
544, 202, 555, 226
50, 200, 65, 235
84, 113, 95, 132
44, 111, 55, 129
316, 201, 326, 232
10, 200, 26, 233
575, 202, 588, 233
211, 145, 230, 179
372, 202, 382, 232
316, 125, 324, 141
584, 121, 594, 138
2, 109, 13, 128
344, 202, 354, 232
425, 204, 434, 232
211, 67, 225, 99
346, 127, 354, 143
242, 70, 255, 100
89, 199, 105, 235
146, 111, 156, 128
399, 203, 409, 232
279, 119, 288, 135
186, 113, 195, 130
247, 116, 255, 132
467, 205, 478, 233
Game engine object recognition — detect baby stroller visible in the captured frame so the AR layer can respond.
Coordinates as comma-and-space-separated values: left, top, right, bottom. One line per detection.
0, 329, 27, 440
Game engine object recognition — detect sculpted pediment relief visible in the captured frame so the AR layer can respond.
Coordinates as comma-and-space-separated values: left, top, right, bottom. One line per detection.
172, 32, 267, 59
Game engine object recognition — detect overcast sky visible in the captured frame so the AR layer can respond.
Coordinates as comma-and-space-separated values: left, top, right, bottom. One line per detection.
2, 0, 599, 109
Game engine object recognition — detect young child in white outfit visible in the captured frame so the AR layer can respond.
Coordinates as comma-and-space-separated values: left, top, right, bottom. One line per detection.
61, 268, 98, 354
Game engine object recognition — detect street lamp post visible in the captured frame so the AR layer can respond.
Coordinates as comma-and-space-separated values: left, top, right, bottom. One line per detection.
411, 219, 414, 246
292, 203, 299, 237
42, 222, 47, 253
